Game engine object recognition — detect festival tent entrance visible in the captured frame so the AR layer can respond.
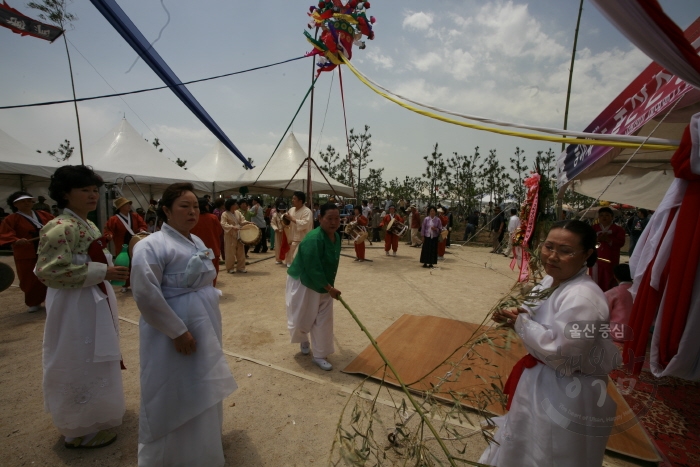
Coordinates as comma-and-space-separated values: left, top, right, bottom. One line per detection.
85, 118, 210, 194
188, 141, 245, 194
231, 132, 354, 197
556, 17, 700, 210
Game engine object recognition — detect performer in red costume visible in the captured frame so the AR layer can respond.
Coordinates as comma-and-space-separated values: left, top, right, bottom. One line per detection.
379, 205, 403, 257
589, 207, 626, 292
190, 197, 224, 286
103, 197, 148, 293
352, 206, 368, 262
0, 192, 54, 312
437, 208, 449, 260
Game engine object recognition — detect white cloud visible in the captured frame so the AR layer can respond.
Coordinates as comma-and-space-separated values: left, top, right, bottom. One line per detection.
365, 47, 395, 69
403, 11, 434, 31
412, 52, 442, 72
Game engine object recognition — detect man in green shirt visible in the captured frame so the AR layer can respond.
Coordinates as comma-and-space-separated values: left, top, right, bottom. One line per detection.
286, 203, 341, 371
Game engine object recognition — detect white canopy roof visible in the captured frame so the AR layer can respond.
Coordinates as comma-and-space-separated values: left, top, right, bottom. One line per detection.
188, 140, 244, 191
85, 119, 210, 191
0, 128, 61, 178
231, 133, 354, 197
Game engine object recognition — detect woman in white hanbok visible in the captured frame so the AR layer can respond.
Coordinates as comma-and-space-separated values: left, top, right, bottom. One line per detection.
36, 165, 129, 449
481, 220, 619, 467
131, 183, 237, 467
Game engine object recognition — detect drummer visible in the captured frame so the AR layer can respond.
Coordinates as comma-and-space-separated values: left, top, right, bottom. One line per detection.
103, 197, 148, 293
352, 206, 368, 262
379, 205, 404, 257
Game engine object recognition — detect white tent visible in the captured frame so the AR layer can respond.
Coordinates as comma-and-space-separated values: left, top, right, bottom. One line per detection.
230, 133, 354, 197
188, 140, 245, 193
85, 119, 210, 192
0, 128, 62, 206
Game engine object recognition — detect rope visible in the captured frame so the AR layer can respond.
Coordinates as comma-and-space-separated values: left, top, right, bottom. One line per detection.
338, 66, 356, 198
340, 56, 678, 151
312, 70, 335, 157
0, 56, 306, 110
253, 76, 319, 184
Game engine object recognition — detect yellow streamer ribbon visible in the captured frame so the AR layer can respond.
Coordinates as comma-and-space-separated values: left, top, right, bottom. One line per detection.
340, 56, 678, 151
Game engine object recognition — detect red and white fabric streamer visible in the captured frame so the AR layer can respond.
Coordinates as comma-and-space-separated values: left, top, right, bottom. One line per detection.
511, 173, 540, 283
590, 0, 700, 90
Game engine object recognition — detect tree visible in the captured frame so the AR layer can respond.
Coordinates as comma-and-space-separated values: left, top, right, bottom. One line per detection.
28, 0, 84, 163
422, 143, 449, 206
37, 139, 74, 162
358, 167, 384, 201
385, 176, 425, 205
319, 144, 350, 186
534, 148, 557, 214
509, 147, 528, 205
348, 125, 373, 200
446, 146, 481, 214
175, 158, 187, 169
479, 149, 509, 210
152, 138, 163, 153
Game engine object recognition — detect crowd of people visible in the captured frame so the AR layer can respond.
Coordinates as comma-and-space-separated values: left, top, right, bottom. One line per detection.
0, 164, 654, 466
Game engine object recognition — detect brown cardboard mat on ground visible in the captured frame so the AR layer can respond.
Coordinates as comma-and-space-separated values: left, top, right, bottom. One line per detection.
342, 314, 660, 463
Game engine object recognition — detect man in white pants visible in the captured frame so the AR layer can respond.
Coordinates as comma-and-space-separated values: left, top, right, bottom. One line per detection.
283, 191, 313, 267
285, 203, 342, 371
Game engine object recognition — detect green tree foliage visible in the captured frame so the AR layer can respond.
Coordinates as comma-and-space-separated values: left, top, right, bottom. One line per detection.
348, 125, 373, 200
385, 176, 426, 205
27, 0, 76, 28
479, 149, 510, 209
241, 157, 254, 170
446, 146, 481, 213
175, 158, 187, 169
359, 168, 384, 201
509, 147, 529, 205
422, 143, 449, 206
152, 137, 163, 153
37, 139, 74, 162
319, 144, 350, 186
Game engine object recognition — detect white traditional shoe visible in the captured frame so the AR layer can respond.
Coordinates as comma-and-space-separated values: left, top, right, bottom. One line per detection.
300, 342, 310, 355
27, 305, 41, 313
121, 287, 129, 293
392, 251, 396, 257
275, 261, 282, 264
313, 357, 332, 371
386, 251, 390, 256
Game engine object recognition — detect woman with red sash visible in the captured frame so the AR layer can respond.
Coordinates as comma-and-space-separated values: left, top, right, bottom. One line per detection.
0, 191, 54, 312
35, 165, 129, 449
482, 220, 618, 467
103, 197, 148, 292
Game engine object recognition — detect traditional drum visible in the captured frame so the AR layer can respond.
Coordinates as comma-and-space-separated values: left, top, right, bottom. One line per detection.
128, 232, 150, 258
344, 222, 368, 244
239, 224, 262, 246
386, 218, 408, 238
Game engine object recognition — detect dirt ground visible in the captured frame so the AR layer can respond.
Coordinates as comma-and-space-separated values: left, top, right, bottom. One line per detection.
0, 239, 646, 466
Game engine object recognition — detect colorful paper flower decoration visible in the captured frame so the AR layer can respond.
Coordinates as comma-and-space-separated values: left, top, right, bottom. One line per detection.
304, 0, 376, 75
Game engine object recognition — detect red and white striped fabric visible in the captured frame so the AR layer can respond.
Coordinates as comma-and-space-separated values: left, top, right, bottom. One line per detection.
590, 0, 700, 89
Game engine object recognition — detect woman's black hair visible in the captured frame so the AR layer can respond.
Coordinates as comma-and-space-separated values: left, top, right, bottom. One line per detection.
549, 219, 598, 267
224, 198, 238, 211
6, 191, 33, 212
353, 206, 361, 215
427, 205, 437, 215
319, 202, 339, 218
198, 197, 210, 213
213, 198, 225, 208
156, 182, 196, 223
638, 209, 648, 218
613, 263, 632, 282
48, 165, 104, 209
598, 207, 614, 216
293, 190, 306, 204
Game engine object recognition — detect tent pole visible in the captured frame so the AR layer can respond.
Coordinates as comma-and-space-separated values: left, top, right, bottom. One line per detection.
306, 30, 318, 208
558, 0, 584, 219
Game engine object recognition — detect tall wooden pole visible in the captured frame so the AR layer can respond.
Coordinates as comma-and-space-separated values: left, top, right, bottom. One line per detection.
558, 0, 585, 219
306, 30, 318, 207
63, 34, 84, 164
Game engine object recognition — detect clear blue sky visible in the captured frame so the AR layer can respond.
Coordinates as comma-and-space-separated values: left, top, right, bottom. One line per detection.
1, 0, 698, 182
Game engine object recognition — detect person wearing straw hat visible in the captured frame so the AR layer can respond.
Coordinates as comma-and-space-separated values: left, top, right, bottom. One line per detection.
103, 196, 148, 292
0, 191, 54, 312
